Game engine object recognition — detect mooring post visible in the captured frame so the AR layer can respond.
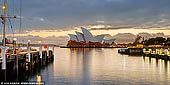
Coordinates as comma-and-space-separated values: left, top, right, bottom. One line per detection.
13, 38, 18, 77
1, 46, 6, 70
52, 46, 54, 55
27, 40, 31, 62
1, 46, 6, 81
13, 38, 18, 67
47, 46, 49, 57
39, 41, 42, 59
16, 54, 18, 79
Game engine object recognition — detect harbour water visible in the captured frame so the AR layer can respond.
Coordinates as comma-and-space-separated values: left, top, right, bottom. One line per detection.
1, 47, 169, 84
27, 47, 170, 85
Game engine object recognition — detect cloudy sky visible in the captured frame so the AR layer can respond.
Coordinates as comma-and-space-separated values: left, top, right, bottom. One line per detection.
0, 0, 170, 44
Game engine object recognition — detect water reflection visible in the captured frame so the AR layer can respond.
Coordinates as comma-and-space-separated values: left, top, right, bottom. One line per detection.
26, 48, 170, 85
36, 75, 42, 85
67, 48, 170, 85
2, 47, 169, 85
0, 58, 53, 82
69, 48, 97, 85
142, 56, 170, 84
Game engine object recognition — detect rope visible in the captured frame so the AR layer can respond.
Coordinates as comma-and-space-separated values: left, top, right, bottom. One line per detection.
20, 0, 23, 43
8, 17, 14, 38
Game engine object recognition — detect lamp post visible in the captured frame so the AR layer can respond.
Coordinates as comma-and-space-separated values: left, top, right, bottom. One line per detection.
13, 38, 18, 77
13, 38, 17, 54
47, 45, 49, 57
38, 41, 41, 44
1, 0, 7, 71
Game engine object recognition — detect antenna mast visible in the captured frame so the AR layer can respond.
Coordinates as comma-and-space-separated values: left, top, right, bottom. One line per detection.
2, 0, 7, 46
1, 0, 16, 70
1, 0, 16, 46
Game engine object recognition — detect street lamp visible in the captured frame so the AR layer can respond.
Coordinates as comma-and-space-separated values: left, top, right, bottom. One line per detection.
38, 41, 41, 44
2, 5, 6, 10
13, 38, 17, 41
28, 40, 30, 46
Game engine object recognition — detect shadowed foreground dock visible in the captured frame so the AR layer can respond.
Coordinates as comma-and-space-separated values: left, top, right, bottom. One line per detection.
0, 50, 54, 81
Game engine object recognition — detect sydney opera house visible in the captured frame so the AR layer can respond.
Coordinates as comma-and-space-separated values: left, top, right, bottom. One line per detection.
67, 27, 116, 47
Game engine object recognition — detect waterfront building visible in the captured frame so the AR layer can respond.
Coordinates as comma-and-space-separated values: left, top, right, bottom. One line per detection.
67, 27, 116, 47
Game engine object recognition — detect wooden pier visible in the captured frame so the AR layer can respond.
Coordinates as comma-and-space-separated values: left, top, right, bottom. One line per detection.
0, 0, 55, 81
118, 47, 170, 61
143, 48, 170, 61
0, 49, 54, 81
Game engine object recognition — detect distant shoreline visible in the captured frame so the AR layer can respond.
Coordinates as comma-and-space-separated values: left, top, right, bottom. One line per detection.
60, 46, 126, 48
21, 44, 59, 47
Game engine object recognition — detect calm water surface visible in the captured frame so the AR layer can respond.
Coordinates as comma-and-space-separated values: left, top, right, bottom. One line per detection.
29, 47, 170, 85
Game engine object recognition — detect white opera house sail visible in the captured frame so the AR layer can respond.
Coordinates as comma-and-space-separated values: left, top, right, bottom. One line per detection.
75, 31, 85, 42
68, 34, 78, 41
67, 27, 116, 47
81, 27, 93, 42
90, 35, 104, 43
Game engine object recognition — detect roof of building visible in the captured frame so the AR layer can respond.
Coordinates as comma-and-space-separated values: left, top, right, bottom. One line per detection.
90, 35, 104, 43
81, 27, 93, 42
75, 31, 85, 42
68, 34, 78, 41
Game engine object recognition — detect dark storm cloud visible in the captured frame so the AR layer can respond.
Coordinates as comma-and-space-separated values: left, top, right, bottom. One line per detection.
2, 0, 170, 31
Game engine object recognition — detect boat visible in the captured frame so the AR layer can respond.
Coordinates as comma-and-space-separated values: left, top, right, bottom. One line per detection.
118, 48, 129, 54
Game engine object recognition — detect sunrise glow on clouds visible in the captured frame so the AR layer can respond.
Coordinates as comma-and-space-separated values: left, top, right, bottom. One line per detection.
1, 0, 170, 44
15, 26, 170, 38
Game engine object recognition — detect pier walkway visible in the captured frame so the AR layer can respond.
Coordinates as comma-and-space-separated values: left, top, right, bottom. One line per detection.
118, 47, 170, 61
0, 49, 54, 81
143, 48, 170, 61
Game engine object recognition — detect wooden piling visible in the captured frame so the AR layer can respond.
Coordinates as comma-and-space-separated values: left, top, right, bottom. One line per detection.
0, 49, 54, 81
